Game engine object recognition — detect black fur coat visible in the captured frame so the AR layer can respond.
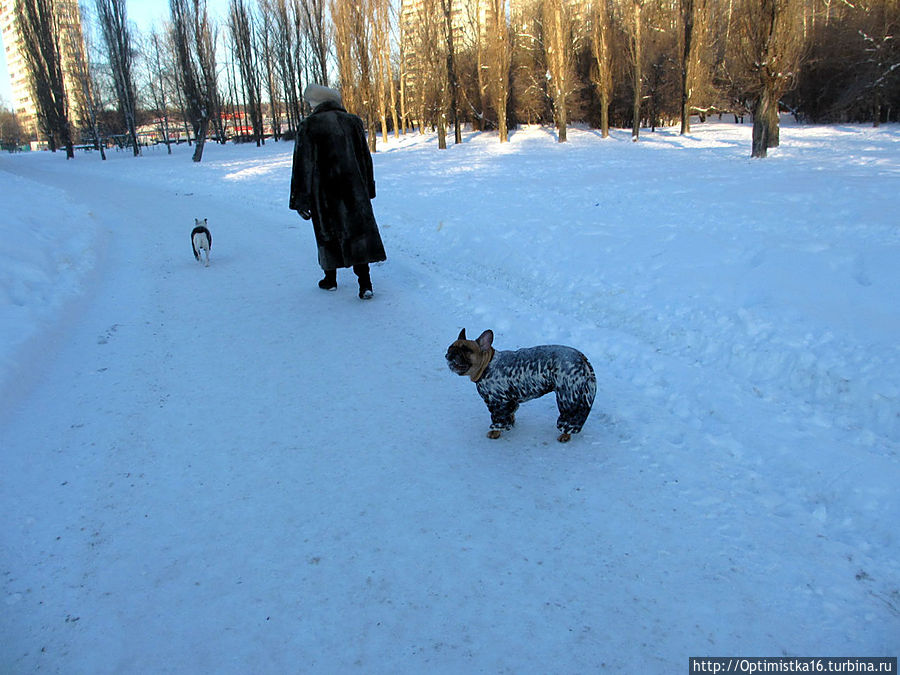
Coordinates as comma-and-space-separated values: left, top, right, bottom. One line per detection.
289, 101, 387, 270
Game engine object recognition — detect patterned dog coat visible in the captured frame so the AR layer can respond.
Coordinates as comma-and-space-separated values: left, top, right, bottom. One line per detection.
475, 345, 597, 435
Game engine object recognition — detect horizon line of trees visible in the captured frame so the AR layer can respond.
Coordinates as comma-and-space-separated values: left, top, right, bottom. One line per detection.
4, 0, 899, 161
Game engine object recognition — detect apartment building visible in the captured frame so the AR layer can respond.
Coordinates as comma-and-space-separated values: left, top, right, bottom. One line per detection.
0, 0, 87, 139
399, 0, 498, 97
399, 0, 494, 54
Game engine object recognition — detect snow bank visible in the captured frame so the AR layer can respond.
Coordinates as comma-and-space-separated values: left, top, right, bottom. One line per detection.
0, 167, 102, 397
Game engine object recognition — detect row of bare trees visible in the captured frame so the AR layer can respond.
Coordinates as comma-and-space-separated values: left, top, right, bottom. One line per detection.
9, 0, 899, 161
395, 0, 896, 156
13, 0, 332, 161
302, 0, 897, 156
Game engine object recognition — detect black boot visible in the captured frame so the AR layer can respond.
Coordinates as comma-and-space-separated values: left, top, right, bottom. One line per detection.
353, 264, 373, 299
318, 269, 337, 291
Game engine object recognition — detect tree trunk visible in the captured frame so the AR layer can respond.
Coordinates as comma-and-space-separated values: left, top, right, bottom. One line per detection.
475, 11, 486, 132
371, 0, 389, 144
389, 67, 400, 138
547, 0, 568, 143
751, 90, 774, 157
438, 111, 447, 149
497, 88, 508, 143
491, 0, 510, 143
192, 118, 209, 162
631, 0, 643, 142
442, 0, 461, 144
400, 60, 408, 135
767, 100, 780, 148
601, 92, 609, 138
680, 0, 694, 135
591, 0, 612, 139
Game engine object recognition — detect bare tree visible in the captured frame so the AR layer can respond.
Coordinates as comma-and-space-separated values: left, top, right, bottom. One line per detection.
680, 0, 697, 133
256, 6, 282, 140
353, 0, 377, 150
370, 0, 392, 143
331, 0, 357, 111
398, 11, 410, 134
590, 0, 613, 138
510, 1, 550, 127
628, 0, 645, 141
268, 0, 301, 135
379, 0, 399, 141
145, 28, 174, 154
441, 0, 462, 144
333, 0, 382, 150
858, 0, 900, 126
95, 0, 139, 155
739, 0, 805, 156
644, 6, 680, 132
0, 105, 26, 151
69, 2, 106, 158
387, 15, 401, 138
228, 0, 265, 145
486, 0, 511, 141
15, 0, 74, 157
466, 0, 489, 130
169, 0, 219, 161
299, 0, 331, 87
543, 0, 577, 142
199, 8, 225, 143
413, 0, 451, 145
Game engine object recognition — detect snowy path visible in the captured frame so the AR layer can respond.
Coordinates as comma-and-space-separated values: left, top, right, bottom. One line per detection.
2, 125, 898, 673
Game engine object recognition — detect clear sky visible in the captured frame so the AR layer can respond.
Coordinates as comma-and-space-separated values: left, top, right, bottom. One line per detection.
127, 0, 232, 28
1, 0, 232, 111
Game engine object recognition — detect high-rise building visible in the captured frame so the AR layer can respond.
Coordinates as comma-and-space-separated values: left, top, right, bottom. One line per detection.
399, 0, 498, 93
0, 0, 88, 139
400, 0, 495, 54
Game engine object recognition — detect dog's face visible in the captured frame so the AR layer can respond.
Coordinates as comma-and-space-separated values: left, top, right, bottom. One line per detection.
446, 328, 494, 378
446, 340, 475, 376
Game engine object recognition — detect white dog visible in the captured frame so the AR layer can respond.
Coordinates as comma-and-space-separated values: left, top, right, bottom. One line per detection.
191, 218, 212, 267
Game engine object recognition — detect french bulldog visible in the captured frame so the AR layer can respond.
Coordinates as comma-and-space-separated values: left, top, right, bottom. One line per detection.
446, 328, 597, 442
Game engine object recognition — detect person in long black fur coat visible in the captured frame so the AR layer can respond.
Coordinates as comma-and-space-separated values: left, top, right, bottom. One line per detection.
289, 84, 386, 299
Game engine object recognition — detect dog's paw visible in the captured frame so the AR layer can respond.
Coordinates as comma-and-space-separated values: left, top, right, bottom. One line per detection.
486, 429, 502, 440
557, 432, 571, 443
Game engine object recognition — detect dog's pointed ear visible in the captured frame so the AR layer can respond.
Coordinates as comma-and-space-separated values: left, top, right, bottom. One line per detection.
476, 330, 494, 351
457, 328, 466, 341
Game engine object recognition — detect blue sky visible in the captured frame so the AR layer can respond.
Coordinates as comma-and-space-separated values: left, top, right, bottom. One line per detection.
127, 0, 232, 28
1, 0, 232, 111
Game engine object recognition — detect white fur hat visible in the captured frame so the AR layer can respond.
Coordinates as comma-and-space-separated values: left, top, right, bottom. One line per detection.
304, 84, 342, 109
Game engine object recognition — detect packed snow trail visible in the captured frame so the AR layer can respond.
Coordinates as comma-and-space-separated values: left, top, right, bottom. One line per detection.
2, 126, 898, 673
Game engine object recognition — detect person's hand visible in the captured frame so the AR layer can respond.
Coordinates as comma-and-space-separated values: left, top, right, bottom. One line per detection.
299, 209, 311, 220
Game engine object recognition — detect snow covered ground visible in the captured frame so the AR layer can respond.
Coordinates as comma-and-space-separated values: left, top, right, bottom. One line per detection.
1, 120, 898, 673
